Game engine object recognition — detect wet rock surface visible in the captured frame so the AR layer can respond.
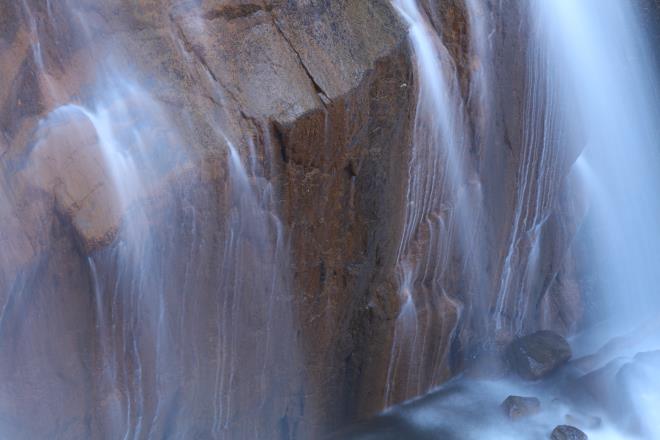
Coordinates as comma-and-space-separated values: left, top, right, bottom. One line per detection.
550, 425, 588, 440
0, 0, 594, 438
569, 346, 660, 436
507, 331, 572, 380
500, 395, 541, 420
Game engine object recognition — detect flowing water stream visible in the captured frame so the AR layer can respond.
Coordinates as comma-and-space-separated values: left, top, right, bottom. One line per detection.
354, 0, 660, 438
3, 0, 660, 438
356, 0, 660, 439
385, 0, 488, 406
1, 1, 301, 438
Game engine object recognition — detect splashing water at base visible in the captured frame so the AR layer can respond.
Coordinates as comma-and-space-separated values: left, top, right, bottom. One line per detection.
385, 0, 489, 406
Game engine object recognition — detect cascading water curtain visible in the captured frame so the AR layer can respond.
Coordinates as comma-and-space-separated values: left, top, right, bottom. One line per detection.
0, 1, 303, 438
533, 0, 660, 434
386, 0, 488, 405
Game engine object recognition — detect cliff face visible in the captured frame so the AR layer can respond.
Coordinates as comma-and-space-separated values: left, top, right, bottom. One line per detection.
355, 0, 587, 412
0, 0, 586, 438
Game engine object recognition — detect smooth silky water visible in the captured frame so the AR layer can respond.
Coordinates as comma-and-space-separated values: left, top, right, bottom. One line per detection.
385, 0, 488, 407
1, 1, 301, 438
344, 0, 660, 438
5, 0, 660, 438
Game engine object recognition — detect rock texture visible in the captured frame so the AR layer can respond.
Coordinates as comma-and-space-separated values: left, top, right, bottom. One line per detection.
564, 413, 601, 430
0, 0, 413, 438
0, 0, 597, 438
500, 395, 541, 420
551, 425, 588, 440
507, 331, 572, 380
568, 348, 660, 436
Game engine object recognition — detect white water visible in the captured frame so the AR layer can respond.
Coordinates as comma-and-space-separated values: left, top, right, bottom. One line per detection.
2, 2, 301, 438
537, 0, 660, 325
386, 0, 487, 405
32, 72, 188, 438
535, 0, 660, 436
5, 0, 660, 437
173, 13, 301, 436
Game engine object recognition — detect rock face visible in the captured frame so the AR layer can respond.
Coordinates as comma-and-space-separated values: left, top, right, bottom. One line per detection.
1, 1, 413, 438
0, 0, 595, 438
500, 395, 541, 420
507, 331, 572, 380
551, 425, 588, 440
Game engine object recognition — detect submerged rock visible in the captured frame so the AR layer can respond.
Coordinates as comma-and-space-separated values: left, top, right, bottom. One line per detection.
500, 395, 541, 420
0, 0, 594, 437
507, 330, 572, 380
551, 425, 588, 440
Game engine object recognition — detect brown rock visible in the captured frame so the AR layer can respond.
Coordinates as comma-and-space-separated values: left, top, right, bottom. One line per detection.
507, 330, 572, 380
551, 425, 588, 440
0, 1, 413, 439
0, 0, 597, 438
500, 395, 541, 420
570, 356, 647, 435
19, 108, 123, 251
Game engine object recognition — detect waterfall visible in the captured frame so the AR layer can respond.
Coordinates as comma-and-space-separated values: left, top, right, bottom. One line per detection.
24, 47, 191, 434
534, 0, 660, 436
7, 0, 660, 437
493, 3, 568, 337
1, 1, 301, 438
384, 0, 660, 421
386, 0, 487, 405
344, 1, 660, 438
535, 0, 660, 327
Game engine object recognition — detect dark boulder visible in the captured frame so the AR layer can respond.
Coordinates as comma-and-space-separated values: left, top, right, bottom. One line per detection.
507, 330, 572, 380
551, 425, 588, 440
500, 395, 541, 420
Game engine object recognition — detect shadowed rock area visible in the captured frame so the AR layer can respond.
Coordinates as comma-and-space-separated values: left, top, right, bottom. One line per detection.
507, 331, 572, 380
